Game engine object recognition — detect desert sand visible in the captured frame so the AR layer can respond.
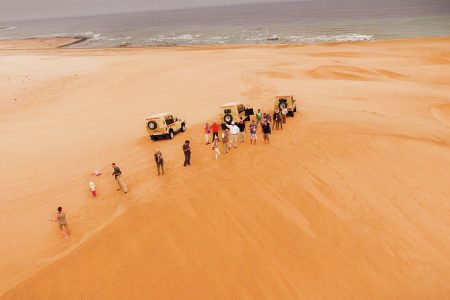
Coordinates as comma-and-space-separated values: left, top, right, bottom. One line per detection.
1, 37, 450, 299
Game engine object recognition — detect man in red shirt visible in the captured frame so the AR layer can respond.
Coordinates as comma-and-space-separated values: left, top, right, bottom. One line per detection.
210, 121, 220, 143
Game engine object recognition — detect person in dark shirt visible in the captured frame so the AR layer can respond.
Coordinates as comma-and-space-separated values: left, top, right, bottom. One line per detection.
238, 119, 246, 143
261, 121, 271, 144
111, 163, 128, 193
183, 140, 191, 166
154, 149, 164, 175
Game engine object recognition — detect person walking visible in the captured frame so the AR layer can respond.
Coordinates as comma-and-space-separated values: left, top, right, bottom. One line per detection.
262, 121, 271, 144
249, 120, 257, 145
154, 149, 164, 175
226, 121, 240, 149
238, 119, 246, 143
222, 128, 230, 153
256, 109, 263, 127
204, 123, 211, 145
210, 121, 220, 143
281, 105, 288, 124
212, 136, 220, 160
183, 140, 191, 166
49, 207, 71, 239
89, 181, 97, 197
112, 163, 128, 193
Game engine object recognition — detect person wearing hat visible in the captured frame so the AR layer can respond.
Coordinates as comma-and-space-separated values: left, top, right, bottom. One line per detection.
226, 121, 240, 149
182, 140, 191, 166
154, 149, 164, 175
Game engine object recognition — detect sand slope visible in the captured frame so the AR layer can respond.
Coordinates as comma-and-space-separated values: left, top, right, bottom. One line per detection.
1, 38, 450, 299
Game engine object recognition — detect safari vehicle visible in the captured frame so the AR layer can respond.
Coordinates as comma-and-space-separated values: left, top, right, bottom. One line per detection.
145, 113, 186, 141
219, 102, 254, 125
275, 95, 297, 117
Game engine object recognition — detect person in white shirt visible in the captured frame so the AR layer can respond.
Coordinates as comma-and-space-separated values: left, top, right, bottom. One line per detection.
281, 105, 288, 124
226, 121, 240, 149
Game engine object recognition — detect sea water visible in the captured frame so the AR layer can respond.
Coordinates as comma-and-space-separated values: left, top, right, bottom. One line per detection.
0, 0, 449, 48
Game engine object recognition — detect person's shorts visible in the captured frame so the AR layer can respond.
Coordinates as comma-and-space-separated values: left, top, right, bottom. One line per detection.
58, 223, 67, 230
251, 133, 257, 139
263, 133, 270, 140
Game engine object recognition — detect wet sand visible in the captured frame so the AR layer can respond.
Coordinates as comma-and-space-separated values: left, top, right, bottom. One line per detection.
1, 37, 450, 299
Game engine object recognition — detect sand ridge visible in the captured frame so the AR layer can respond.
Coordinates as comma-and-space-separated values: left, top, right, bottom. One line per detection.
1, 37, 450, 299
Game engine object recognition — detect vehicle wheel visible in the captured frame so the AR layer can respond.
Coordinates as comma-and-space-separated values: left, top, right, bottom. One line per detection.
147, 121, 157, 130
224, 114, 233, 124
181, 123, 186, 132
168, 130, 174, 139
294, 106, 297, 112
290, 111, 295, 117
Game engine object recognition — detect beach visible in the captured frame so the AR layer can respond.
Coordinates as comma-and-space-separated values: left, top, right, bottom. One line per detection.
1, 37, 450, 299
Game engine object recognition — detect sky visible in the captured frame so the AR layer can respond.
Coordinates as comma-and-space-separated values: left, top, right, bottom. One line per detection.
0, 0, 303, 21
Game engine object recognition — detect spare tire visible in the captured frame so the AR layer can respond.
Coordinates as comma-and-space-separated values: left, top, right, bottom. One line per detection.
224, 114, 233, 124
147, 121, 157, 130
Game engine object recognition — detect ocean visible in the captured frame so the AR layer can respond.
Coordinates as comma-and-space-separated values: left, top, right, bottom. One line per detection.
1, 0, 449, 48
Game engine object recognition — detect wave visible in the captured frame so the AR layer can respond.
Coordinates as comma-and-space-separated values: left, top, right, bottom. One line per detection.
285, 34, 374, 43
0, 26, 17, 32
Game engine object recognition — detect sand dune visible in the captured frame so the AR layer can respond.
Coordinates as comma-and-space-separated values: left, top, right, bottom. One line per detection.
1, 37, 450, 299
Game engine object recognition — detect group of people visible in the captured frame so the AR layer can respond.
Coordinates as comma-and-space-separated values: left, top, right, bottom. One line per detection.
51, 106, 291, 239
204, 105, 290, 159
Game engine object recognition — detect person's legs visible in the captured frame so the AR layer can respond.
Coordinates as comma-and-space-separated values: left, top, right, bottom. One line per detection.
92, 190, 96, 197
187, 153, 191, 165
215, 148, 220, 160
205, 134, 209, 144
161, 162, 164, 175
115, 176, 122, 191
117, 175, 128, 193
233, 135, 238, 148
59, 224, 69, 238
184, 154, 188, 166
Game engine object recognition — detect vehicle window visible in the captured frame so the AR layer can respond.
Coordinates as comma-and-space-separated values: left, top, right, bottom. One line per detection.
165, 116, 174, 125
224, 109, 231, 114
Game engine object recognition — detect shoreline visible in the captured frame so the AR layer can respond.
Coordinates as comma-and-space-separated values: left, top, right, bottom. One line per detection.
0, 35, 449, 51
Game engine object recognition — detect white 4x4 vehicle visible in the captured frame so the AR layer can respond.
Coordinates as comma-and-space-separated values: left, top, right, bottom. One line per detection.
146, 113, 186, 141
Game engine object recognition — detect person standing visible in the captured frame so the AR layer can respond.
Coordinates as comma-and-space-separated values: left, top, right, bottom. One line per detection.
112, 163, 128, 193
226, 121, 239, 149
238, 119, 246, 143
281, 105, 288, 124
154, 149, 164, 175
256, 109, 263, 127
222, 128, 230, 153
212, 136, 220, 160
89, 181, 97, 197
50, 207, 71, 239
273, 110, 281, 130
204, 123, 211, 145
262, 121, 271, 144
249, 120, 257, 145
210, 121, 220, 142
183, 140, 191, 166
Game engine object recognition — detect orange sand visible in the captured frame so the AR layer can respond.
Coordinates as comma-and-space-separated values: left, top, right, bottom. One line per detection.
1, 37, 450, 299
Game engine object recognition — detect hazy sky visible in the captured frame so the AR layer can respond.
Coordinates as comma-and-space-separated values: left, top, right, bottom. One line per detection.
0, 0, 303, 21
